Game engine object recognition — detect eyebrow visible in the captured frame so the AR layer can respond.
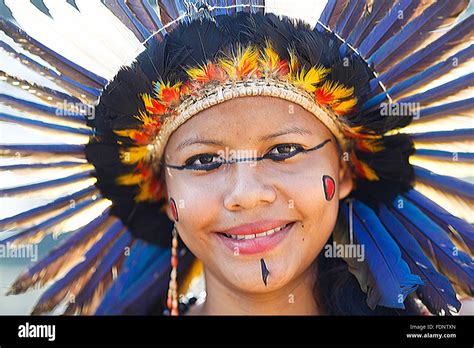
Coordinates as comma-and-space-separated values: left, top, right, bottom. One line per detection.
258, 126, 313, 141
175, 126, 313, 151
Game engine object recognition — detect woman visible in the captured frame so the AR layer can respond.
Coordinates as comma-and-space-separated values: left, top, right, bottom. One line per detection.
1, 1, 472, 316
163, 95, 353, 315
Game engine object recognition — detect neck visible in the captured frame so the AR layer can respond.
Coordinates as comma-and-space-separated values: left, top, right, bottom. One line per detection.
199, 262, 320, 315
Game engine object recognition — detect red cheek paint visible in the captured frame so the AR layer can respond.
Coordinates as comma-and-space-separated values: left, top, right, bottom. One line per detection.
169, 198, 179, 221
322, 175, 335, 201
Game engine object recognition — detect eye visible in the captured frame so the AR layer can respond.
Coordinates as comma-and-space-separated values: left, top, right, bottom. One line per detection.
264, 143, 305, 161
183, 153, 224, 171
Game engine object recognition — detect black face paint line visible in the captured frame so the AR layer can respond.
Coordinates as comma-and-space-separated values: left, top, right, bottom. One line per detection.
169, 198, 179, 222
322, 175, 336, 201
162, 138, 332, 171
260, 258, 270, 286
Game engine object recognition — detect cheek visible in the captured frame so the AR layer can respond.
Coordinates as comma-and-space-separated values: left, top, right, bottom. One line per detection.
165, 174, 223, 249
273, 157, 339, 211
275, 159, 339, 246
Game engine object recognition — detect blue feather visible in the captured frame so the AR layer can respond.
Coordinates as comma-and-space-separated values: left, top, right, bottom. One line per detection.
342, 201, 422, 309
378, 14, 474, 87
363, 45, 473, 111
1, 71, 83, 106
368, 1, 469, 72
317, 0, 349, 30
0, 113, 93, 137
117, 0, 152, 41
0, 94, 88, 126
413, 149, 474, 164
142, 0, 166, 27
0, 161, 88, 172
0, 144, 85, 157
96, 244, 194, 315
414, 166, 474, 201
334, 0, 366, 38
0, 19, 107, 88
0, 195, 102, 245
358, 0, 418, 58
398, 73, 474, 107
413, 128, 473, 144
19, 213, 113, 281
119, 248, 194, 315
127, 0, 162, 34
31, 223, 125, 314
391, 196, 474, 295
0, 41, 100, 102
0, 171, 93, 198
101, 0, 149, 42
403, 189, 474, 253
415, 98, 474, 122
109, 249, 172, 312
94, 240, 165, 314
121, 241, 164, 288
346, 1, 392, 47
378, 205, 461, 315
68, 231, 133, 312
159, 0, 182, 20
7, 212, 113, 295
0, 186, 97, 231
209, 0, 237, 17
96, 246, 170, 314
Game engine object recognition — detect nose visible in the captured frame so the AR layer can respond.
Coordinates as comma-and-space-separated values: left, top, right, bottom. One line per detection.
223, 161, 277, 211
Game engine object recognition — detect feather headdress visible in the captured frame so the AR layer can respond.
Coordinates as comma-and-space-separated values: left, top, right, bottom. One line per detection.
0, 0, 472, 315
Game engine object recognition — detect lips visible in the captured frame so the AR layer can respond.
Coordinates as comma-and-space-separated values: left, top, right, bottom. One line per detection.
215, 221, 296, 255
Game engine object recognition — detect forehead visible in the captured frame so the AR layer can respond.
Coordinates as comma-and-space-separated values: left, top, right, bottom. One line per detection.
167, 96, 333, 147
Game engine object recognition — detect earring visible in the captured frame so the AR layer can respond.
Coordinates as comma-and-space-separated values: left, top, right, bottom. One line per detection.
167, 224, 179, 316
348, 199, 354, 245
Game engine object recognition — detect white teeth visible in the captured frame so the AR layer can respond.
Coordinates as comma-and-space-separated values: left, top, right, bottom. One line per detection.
224, 223, 291, 240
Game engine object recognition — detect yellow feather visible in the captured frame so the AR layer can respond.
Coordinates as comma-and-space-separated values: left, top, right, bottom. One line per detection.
135, 186, 151, 202
186, 65, 207, 80
116, 172, 143, 186
119, 146, 148, 164
259, 43, 279, 69
333, 97, 358, 114
360, 160, 379, 181
288, 50, 299, 75
359, 138, 385, 152
218, 57, 235, 78
238, 46, 259, 70
114, 129, 138, 139
134, 181, 157, 202
134, 109, 155, 127
142, 93, 154, 110
321, 81, 354, 102
292, 65, 329, 92
219, 45, 259, 79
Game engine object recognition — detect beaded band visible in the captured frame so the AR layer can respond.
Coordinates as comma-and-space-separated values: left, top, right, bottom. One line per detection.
149, 78, 349, 169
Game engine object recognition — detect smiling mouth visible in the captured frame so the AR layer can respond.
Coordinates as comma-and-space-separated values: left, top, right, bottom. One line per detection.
218, 222, 294, 240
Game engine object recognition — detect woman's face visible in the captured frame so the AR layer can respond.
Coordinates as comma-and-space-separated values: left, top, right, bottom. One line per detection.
163, 96, 353, 294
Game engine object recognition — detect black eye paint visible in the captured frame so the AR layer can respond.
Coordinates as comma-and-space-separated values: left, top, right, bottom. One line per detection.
260, 258, 270, 286
162, 138, 332, 170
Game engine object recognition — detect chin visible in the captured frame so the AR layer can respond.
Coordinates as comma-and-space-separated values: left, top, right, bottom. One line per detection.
221, 259, 300, 293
